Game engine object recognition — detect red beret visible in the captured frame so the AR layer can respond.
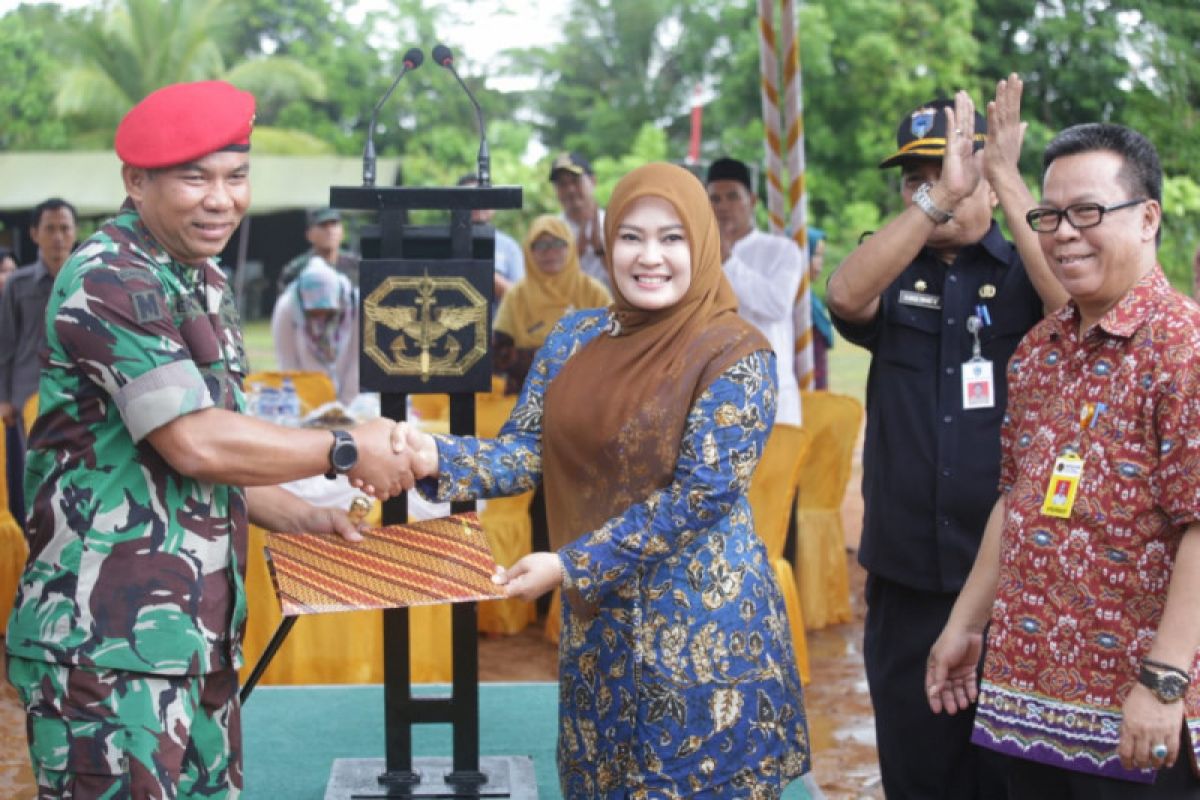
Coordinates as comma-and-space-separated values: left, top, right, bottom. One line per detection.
116, 80, 256, 169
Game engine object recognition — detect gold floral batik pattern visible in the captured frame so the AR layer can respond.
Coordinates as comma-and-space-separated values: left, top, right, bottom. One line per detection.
422, 309, 811, 799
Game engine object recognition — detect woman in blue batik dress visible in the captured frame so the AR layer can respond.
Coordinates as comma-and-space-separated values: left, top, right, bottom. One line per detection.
395, 162, 811, 798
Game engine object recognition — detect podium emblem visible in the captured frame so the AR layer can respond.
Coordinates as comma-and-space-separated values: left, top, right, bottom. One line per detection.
363, 271, 488, 381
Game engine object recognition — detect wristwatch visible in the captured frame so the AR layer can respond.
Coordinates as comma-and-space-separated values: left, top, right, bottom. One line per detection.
913, 182, 954, 225
325, 429, 358, 480
1138, 660, 1189, 703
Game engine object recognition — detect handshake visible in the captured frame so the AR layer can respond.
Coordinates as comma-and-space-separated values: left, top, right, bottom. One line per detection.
342, 418, 441, 499
337, 418, 563, 601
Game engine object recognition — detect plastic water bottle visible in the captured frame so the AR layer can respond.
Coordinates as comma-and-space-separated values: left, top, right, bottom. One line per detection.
257, 386, 280, 422
279, 377, 301, 425
245, 382, 263, 417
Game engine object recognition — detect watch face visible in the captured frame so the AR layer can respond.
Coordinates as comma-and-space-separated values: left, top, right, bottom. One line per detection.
1159, 673, 1188, 702
332, 431, 358, 472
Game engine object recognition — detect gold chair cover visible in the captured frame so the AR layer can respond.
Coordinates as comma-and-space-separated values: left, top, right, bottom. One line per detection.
748, 423, 812, 684
796, 391, 863, 630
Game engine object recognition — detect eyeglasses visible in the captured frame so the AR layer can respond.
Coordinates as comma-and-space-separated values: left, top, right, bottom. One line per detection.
530, 238, 568, 252
1025, 198, 1147, 233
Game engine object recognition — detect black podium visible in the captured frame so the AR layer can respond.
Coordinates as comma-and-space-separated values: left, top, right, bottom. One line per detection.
325, 182, 532, 799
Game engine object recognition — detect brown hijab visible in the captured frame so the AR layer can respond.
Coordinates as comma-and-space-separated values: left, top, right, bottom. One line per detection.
541, 162, 770, 552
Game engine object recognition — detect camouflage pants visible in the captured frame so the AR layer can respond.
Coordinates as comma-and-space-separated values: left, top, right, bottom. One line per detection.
7, 656, 242, 800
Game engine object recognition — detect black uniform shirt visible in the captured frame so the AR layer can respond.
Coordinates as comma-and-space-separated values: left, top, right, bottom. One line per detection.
832, 222, 1044, 592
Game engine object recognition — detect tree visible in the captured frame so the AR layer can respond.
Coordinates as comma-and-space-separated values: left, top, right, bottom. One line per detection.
0, 10, 70, 150
55, 0, 328, 150
511, 0, 702, 161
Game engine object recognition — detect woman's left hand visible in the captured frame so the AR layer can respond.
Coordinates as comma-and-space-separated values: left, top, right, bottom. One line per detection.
496, 553, 563, 601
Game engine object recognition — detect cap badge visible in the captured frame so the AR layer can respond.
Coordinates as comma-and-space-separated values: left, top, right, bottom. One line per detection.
915, 279, 928, 292
910, 108, 936, 139
554, 153, 572, 169
979, 284, 997, 299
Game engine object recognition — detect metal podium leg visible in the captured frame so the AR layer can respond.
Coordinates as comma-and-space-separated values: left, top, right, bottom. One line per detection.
239, 616, 298, 704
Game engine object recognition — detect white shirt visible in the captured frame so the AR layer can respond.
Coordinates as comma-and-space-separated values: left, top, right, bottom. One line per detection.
722, 230, 803, 426
562, 208, 610, 293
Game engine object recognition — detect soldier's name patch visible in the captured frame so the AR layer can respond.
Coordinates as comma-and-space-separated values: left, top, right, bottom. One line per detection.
898, 290, 941, 310
131, 290, 165, 323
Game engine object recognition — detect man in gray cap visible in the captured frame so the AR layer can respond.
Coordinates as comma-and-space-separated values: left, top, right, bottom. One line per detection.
826, 79, 1067, 799
549, 151, 609, 292
277, 206, 361, 290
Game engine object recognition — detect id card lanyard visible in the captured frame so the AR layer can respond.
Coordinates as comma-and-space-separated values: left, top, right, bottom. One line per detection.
962, 311, 995, 410
1040, 402, 1105, 518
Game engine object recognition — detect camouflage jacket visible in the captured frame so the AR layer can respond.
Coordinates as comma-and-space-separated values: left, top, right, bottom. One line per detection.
6, 203, 250, 676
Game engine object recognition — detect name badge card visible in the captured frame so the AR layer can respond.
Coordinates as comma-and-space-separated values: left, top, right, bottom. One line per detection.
961, 360, 995, 410
1041, 453, 1084, 518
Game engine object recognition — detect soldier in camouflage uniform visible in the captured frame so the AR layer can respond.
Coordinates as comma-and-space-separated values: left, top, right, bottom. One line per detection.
5, 80, 412, 799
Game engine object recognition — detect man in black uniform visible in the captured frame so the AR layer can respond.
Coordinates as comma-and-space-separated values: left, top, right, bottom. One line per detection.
826, 78, 1068, 798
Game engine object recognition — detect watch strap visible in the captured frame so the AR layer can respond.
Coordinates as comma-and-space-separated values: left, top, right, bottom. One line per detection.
326, 429, 356, 480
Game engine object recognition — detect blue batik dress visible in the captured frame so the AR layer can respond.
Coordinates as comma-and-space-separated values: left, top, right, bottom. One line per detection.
421, 309, 810, 799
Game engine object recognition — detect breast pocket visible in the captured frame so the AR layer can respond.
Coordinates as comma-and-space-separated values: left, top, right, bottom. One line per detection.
879, 307, 941, 371
179, 314, 222, 366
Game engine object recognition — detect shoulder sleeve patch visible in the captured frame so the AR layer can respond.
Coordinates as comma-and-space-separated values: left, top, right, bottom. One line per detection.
131, 289, 166, 324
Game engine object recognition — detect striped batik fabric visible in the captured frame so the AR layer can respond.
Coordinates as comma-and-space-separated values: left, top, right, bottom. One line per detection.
265, 512, 504, 616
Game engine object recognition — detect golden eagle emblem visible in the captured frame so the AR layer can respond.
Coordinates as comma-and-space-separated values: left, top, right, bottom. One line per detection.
363, 272, 487, 380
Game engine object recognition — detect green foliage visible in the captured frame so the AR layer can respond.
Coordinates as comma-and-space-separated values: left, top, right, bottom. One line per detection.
0, 12, 69, 149
2, 0, 1197, 276
1160, 175, 1200, 291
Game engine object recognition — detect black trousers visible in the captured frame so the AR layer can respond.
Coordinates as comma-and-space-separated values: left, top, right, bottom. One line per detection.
5, 423, 24, 528
1006, 753, 1200, 799
863, 574, 1008, 800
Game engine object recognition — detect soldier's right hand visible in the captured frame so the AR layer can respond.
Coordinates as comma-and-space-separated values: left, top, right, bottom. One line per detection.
0, 401, 16, 427
347, 417, 415, 499
389, 421, 439, 481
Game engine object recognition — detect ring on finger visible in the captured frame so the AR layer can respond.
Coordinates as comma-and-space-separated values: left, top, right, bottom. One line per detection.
1152, 743, 1169, 760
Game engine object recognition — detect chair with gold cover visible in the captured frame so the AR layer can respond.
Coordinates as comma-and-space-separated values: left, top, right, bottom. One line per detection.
795, 391, 863, 630
747, 422, 812, 684
474, 389, 537, 635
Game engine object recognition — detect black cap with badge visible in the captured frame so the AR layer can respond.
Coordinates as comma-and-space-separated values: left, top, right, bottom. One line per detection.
879, 98, 987, 169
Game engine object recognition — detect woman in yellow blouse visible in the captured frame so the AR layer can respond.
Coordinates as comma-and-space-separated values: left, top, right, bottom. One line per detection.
492, 215, 611, 394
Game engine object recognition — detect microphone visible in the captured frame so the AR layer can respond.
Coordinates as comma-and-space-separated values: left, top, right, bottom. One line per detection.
363, 46, 424, 187
432, 43, 490, 187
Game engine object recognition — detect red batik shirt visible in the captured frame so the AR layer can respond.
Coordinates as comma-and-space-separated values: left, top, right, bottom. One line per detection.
972, 266, 1200, 782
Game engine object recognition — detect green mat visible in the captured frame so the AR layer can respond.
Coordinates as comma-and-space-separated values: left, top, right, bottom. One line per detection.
242, 682, 813, 799
242, 683, 558, 799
